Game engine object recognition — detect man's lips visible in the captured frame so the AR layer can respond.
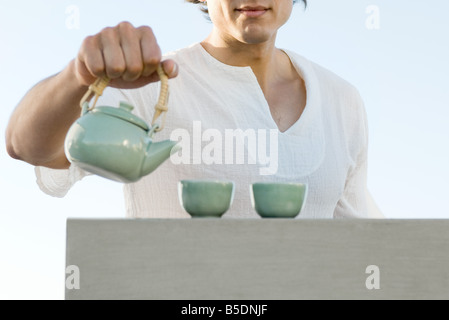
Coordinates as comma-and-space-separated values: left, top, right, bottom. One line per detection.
236, 6, 269, 18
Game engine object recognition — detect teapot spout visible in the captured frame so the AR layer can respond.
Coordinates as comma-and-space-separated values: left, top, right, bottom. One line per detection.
142, 140, 180, 176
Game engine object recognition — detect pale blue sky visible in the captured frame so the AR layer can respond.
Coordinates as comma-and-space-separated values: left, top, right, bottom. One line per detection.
1, 0, 448, 299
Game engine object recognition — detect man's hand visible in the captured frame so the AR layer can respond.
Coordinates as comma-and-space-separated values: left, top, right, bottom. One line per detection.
75, 21, 178, 89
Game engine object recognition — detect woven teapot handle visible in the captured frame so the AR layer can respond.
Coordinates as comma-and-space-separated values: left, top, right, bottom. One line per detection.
79, 64, 169, 132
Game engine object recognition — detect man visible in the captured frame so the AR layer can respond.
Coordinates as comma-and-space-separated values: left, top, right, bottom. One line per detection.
5, 0, 382, 218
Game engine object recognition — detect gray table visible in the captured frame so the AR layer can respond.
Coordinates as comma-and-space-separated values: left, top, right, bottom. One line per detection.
65, 219, 449, 300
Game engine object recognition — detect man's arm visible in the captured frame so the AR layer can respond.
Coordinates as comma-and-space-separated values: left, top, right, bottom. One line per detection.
5, 22, 178, 169
6, 61, 87, 169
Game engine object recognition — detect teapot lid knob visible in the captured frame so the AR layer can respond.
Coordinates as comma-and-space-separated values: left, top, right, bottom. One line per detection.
119, 101, 134, 112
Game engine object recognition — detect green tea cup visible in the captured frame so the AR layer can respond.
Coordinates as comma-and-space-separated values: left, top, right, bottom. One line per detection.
178, 180, 235, 218
250, 182, 308, 218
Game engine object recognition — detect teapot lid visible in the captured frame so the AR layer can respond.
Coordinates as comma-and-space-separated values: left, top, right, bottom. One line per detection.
92, 101, 150, 131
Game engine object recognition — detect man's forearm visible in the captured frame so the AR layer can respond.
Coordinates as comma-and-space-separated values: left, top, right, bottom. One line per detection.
5, 59, 88, 169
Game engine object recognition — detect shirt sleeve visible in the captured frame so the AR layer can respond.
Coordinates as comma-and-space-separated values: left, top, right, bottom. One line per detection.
333, 92, 384, 219
35, 164, 91, 198
333, 148, 367, 218
34, 87, 133, 197
333, 154, 384, 218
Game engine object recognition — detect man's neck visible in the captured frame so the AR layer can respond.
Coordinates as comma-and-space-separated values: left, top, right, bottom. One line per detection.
201, 28, 293, 92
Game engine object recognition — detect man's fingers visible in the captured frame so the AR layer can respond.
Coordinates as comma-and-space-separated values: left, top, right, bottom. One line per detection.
75, 22, 178, 89
100, 27, 126, 79
80, 36, 105, 78
108, 59, 178, 89
119, 22, 144, 82
139, 26, 162, 77
161, 60, 178, 79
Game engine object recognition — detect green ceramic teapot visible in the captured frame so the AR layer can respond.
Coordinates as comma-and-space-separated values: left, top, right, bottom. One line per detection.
64, 66, 179, 183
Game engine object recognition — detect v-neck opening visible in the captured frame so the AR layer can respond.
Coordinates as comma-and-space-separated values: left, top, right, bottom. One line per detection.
277, 49, 310, 135
246, 50, 310, 135
195, 43, 317, 136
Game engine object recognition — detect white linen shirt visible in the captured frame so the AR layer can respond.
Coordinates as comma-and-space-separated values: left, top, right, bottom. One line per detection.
35, 43, 382, 219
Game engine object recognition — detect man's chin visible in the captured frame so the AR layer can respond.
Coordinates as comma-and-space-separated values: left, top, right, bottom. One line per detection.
239, 31, 272, 45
